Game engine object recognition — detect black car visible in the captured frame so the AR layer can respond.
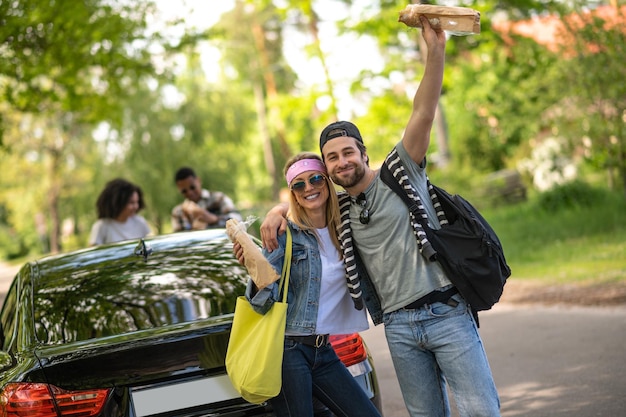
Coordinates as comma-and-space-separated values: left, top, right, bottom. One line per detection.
0, 229, 382, 416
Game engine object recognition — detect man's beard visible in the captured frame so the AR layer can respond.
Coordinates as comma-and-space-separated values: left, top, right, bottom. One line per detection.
330, 162, 366, 189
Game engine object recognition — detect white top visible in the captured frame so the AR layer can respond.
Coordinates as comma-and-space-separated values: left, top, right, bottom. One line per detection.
315, 227, 369, 335
89, 215, 151, 245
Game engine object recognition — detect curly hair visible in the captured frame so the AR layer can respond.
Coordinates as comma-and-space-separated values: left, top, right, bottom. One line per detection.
96, 178, 145, 219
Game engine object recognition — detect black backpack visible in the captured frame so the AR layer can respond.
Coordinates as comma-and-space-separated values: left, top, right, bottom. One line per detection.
380, 163, 511, 313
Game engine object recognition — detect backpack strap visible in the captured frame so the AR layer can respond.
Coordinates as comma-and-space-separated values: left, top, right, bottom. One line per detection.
381, 148, 446, 261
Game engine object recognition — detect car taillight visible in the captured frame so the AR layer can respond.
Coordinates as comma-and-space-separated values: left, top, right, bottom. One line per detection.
329, 333, 368, 367
0, 382, 110, 417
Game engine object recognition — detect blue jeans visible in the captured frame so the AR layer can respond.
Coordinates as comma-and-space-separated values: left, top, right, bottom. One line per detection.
270, 339, 381, 417
383, 293, 500, 417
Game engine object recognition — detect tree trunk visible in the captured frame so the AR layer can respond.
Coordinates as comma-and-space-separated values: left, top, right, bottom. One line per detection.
47, 148, 62, 254
619, 147, 626, 198
251, 20, 291, 161
253, 82, 279, 201
435, 103, 451, 167
306, 9, 339, 120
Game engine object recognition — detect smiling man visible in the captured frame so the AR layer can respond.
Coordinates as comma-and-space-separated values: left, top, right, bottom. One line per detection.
259, 16, 500, 417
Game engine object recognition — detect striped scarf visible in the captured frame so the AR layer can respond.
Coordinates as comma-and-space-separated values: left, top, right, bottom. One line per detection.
337, 192, 364, 310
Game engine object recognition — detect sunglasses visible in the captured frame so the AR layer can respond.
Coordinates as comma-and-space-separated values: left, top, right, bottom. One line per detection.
291, 174, 326, 193
356, 193, 370, 224
180, 184, 197, 195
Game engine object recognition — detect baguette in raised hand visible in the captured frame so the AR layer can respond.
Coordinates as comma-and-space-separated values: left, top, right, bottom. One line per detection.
226, 219, 280, 289
399, 4, 480, 35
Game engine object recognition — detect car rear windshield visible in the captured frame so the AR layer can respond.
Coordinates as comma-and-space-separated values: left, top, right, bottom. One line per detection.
33, 237, 249, 345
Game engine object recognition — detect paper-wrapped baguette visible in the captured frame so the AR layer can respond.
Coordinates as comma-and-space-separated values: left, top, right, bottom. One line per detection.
226, 219, 280, 289
399, 4, 480, 35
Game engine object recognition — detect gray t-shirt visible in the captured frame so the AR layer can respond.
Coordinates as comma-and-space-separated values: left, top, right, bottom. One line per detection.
350, 142, 451, 313
89, 215, 151, 245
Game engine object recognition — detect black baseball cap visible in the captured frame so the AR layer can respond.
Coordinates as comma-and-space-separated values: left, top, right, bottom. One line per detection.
319, 121, 363, 152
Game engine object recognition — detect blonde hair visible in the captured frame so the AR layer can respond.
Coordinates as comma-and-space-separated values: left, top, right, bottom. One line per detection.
283, 152, 342, 258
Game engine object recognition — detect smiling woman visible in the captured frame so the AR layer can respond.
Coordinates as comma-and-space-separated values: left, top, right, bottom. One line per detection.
229, 151, 382, 416
88, 178, 152, 245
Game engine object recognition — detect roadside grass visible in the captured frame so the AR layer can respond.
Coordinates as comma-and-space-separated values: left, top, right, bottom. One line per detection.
483, 187, 626, 286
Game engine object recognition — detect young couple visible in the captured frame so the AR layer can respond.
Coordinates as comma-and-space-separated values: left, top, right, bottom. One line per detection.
235, 16, 500, 417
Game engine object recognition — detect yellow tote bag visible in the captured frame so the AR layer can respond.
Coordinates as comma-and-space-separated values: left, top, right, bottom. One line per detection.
225, 227, 292, 404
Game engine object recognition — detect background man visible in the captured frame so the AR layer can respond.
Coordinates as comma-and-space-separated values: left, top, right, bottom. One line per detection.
171, 167, 242, 231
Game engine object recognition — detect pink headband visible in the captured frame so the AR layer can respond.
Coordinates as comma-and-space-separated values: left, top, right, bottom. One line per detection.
285, 159, 327, 186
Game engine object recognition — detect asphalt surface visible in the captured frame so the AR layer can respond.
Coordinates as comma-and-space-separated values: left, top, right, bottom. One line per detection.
360, 302, 626, 417
1, 262, 625, 416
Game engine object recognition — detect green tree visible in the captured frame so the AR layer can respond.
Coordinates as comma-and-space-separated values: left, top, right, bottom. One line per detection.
552, 3, 626, 194
0, 108, 104, 253
443, 31, 562, 171
212, 0, 299, 200
0, 0, 171, 253
126, 52, 257, 231
0, 0, 158, 128
329, 0, 563, 170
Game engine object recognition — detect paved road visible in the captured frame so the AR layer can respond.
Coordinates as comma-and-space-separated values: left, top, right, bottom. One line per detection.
361, 303, 626, 417
0, 262, 19, 296
2, 262, 625, 416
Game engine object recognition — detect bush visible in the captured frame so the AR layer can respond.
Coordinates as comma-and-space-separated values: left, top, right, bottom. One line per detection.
534, 180, 612, 212
0, 225, 29, 260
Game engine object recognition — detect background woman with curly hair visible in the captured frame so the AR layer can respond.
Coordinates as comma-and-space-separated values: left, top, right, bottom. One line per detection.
88, 178, 152, 245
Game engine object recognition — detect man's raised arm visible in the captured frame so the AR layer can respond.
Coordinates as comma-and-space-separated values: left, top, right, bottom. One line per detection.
401, 16, 447, 164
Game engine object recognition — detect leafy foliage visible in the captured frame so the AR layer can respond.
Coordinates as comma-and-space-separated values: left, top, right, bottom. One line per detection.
0, 0, 158, 124
534, 179, 612, 211
0, 0, 171, 252
550, 4, 626, 194
0, 0, 624, 262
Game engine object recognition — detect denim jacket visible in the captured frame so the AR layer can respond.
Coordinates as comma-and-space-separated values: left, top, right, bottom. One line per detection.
245, 222, 383, 332
245, 222, 323, 334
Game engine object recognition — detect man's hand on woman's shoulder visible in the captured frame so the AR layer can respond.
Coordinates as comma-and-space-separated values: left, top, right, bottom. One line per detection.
260, 203, 289, 252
